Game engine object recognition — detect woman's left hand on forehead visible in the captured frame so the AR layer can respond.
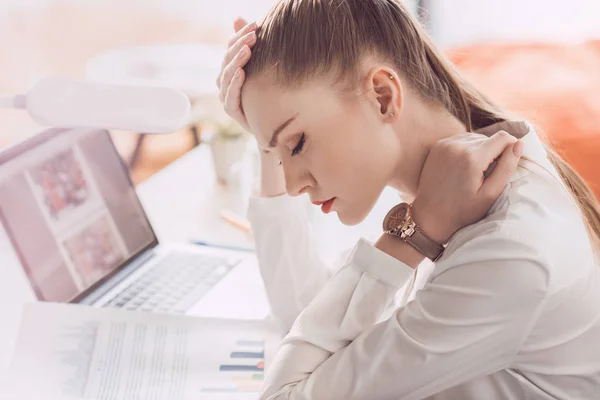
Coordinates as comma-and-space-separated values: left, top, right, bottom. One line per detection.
411, 131, 524, 244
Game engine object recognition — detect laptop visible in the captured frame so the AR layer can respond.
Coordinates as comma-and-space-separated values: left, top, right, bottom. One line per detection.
0, 127, 264, 317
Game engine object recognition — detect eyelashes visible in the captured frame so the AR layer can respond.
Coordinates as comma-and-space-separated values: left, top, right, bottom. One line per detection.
291, 133, 306, 156
278, 133, 306, 166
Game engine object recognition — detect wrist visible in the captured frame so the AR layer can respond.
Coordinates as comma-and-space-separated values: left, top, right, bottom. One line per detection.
410, 198, 453, 244
374, 234, 424, 269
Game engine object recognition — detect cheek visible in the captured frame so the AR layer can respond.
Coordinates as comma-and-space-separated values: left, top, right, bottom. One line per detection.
311, 124, 384, 191
307, 109, 396, 192
348, 122, 394, 175
314, 131, 360, 179
344, 123, 398, 204
307, 145, 347, 186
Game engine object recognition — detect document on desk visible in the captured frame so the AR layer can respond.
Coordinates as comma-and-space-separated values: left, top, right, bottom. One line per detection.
4, 302, 280, 400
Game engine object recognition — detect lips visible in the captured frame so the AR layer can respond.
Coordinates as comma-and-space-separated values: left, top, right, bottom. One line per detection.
312, 198, 335, 214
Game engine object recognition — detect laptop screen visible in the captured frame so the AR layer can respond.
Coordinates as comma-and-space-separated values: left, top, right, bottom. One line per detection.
0, 128, 157, 302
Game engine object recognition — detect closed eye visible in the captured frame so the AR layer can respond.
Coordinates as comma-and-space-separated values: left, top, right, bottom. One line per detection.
291, 133, 306, 156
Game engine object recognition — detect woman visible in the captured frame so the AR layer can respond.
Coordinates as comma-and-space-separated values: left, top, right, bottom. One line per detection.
217, 1, 600, 399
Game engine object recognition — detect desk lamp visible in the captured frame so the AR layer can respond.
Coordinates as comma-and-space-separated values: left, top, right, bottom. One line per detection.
0, 76, 190, 134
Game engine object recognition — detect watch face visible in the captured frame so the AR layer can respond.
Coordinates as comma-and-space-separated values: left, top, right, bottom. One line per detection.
383, 203, 410, 232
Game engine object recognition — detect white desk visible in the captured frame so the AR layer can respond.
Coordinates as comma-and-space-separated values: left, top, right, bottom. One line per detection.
0, 143, 401, 373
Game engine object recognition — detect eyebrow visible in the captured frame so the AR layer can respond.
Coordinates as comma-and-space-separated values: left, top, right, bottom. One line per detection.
268, 114, 299, 148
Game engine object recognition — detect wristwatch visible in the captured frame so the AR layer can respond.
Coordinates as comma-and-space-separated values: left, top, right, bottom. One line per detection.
383, 202, 445, 262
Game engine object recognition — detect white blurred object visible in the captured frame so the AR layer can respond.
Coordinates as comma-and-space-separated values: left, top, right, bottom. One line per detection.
0, 77, 191, 134
209, 133, 250, 185
85, 43, 227, 163
85, 44, 226, 101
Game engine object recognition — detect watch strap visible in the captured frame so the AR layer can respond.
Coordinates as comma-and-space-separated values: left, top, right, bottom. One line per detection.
403, 223, 445, 262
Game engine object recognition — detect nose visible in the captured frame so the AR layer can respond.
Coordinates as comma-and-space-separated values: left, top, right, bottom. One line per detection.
283, 161, 313, 197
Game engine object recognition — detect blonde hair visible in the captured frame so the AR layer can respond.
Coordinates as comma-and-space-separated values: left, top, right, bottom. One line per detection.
245, 0, 600, 251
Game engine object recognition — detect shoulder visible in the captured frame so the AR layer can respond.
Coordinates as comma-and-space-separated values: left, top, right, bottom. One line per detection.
451, 162, 586, 252
433, 168, 592, 293
431, 173, 557, 292
441, 171, 551, 260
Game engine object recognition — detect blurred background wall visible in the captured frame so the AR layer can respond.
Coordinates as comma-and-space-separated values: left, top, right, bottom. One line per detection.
428, 0, 600, 47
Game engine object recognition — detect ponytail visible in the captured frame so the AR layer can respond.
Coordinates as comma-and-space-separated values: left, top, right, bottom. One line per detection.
419, 26, 600, 255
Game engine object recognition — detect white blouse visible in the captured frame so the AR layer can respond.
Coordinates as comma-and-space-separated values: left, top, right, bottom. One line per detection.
247, 121, 600, 400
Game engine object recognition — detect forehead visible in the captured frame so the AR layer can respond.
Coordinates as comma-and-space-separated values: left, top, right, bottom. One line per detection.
241, 76, 348, 145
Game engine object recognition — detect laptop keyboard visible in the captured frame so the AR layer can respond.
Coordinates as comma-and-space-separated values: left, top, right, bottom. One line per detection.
106, 251, 239, 314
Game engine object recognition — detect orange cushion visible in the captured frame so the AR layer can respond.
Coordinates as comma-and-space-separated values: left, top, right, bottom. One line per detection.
447, 41, 600, 199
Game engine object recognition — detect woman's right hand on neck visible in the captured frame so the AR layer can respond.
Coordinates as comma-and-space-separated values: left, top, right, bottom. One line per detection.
217, 18, 286, 198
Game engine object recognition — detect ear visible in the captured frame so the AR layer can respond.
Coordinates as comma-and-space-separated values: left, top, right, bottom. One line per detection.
365, 67, 403, 123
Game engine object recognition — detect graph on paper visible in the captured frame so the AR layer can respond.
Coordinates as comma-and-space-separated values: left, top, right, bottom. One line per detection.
200, 339, 266, 395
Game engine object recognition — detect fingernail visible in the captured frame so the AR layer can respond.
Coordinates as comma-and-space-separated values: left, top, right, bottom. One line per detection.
234, 68, 242, 78
239, 45, 249, 56
513, 140, 524, 157
248, 21, 257, 29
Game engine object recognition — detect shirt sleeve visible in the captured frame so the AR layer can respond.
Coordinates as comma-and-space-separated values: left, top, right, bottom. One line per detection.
259, 231, 552, 400
247, 195, 336, 334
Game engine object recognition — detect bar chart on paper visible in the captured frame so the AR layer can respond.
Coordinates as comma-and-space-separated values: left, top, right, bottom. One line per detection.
199, 339, 268, 399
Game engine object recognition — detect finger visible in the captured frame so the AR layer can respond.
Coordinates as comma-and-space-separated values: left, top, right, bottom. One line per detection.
479, 140, 523, 200
216, 20, 256, 88
227, 21, 257, 48
224, 68, 248, 125
455, 132, 488, 143
217, 31, 256, 88
219, 45, 251, 102
226, 31, 256, 66
478, 130, 517, 165
234, 17, 249, 33
436, 132, 486, 149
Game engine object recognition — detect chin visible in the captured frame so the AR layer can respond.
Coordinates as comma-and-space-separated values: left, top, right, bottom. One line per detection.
337, 207, 370, 226
336, 192, 383, 226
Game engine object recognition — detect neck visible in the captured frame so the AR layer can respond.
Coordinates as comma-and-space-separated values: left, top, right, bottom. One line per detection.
388, 97, 467, 198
